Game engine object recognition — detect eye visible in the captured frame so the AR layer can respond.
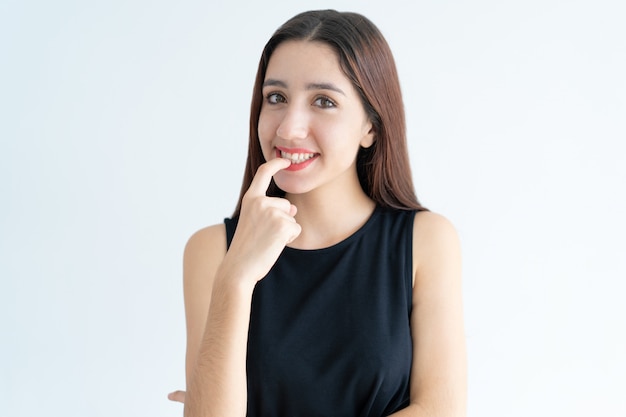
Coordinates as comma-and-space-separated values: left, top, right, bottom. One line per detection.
266, 92, 286, 104
313, 96, 337, 109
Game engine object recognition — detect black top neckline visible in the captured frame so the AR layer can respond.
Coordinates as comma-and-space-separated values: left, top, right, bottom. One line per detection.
283, 205, 383, 255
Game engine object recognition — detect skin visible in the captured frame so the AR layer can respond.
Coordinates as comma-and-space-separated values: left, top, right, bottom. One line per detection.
170, 40, 466, 417
259, 41, 377, 248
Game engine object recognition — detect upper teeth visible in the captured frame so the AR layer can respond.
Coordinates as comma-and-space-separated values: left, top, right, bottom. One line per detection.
281, 151, 316, 164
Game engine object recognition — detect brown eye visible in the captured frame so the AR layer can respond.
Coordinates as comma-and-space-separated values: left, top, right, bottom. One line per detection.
313, 96, 336, 108
266, 92, 286, 104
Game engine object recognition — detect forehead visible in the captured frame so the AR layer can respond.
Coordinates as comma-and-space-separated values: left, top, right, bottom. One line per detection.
265, 40, 348, 83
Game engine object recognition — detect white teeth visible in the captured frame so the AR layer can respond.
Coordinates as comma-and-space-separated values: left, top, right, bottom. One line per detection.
280, 151, 316, 164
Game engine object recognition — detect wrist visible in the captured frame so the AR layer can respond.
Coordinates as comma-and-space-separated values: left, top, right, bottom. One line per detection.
213, 259, 258, 297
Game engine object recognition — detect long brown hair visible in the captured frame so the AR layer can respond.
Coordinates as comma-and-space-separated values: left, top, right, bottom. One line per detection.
233, 10, 425, 217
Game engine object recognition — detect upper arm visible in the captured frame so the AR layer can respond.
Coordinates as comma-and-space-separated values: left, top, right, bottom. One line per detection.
182, 224, 228, 389
409, 211, 466, 416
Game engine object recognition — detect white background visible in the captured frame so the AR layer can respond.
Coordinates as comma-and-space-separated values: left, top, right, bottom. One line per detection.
1, 0, 625, 416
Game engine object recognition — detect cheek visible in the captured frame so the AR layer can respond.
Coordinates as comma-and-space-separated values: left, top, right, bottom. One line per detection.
258, 112, 276, 143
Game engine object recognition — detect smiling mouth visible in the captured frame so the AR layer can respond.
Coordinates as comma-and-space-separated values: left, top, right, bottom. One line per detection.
278, 150, 319, 164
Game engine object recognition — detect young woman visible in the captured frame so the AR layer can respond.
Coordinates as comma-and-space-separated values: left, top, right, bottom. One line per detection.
169, 10, 466, 417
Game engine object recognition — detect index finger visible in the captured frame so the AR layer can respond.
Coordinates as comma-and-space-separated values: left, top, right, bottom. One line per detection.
247, 158, 291, 196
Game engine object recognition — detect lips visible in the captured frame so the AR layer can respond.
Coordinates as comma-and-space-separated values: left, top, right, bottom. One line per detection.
275, 147, 319, 171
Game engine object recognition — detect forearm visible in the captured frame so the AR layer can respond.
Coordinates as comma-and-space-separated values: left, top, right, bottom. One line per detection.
184, 270, 255, 417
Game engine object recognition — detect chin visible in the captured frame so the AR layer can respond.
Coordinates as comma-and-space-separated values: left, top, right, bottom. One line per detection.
272, 177, 314, 196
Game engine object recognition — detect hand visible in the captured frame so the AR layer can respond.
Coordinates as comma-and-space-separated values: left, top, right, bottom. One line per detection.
167, 390, 186, 403
224, 158, 301, 283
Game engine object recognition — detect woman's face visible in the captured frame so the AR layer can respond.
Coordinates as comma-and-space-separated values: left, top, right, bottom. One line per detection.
258, 40, 374, 197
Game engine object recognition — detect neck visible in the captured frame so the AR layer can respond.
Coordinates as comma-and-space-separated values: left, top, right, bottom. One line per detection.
285, 184, 376, 250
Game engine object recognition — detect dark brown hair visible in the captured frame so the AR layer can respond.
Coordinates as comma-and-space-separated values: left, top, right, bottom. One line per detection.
233, 10, 425, 217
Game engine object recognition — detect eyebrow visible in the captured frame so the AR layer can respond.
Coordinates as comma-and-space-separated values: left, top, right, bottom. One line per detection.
262, 79, 346, 96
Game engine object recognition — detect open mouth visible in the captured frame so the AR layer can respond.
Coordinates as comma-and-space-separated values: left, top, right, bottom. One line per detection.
279, 150, 318, 164
275, 148, 319, 171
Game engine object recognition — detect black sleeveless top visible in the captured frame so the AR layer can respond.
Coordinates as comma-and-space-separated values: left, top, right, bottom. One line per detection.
224, 207, 416, 417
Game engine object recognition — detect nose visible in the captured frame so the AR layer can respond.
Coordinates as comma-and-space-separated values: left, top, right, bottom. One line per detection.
276, 105, 309, 141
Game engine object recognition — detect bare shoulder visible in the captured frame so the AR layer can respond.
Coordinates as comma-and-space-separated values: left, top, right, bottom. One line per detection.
183, 223, 228, 308
184, 224, 227, 268
412, 210, 461, 278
